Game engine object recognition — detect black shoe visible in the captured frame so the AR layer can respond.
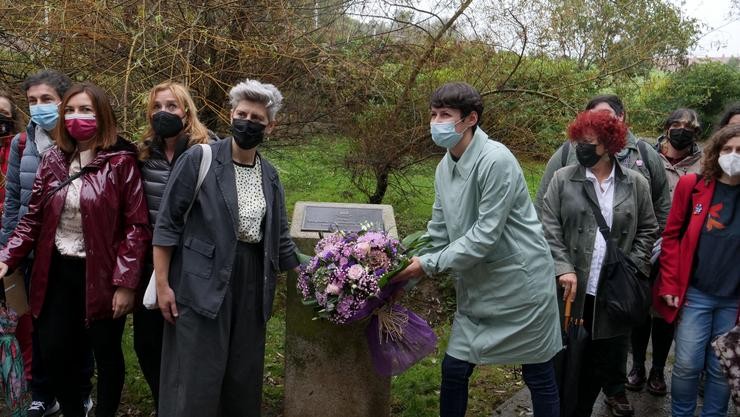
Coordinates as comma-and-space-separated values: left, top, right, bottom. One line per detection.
604, 393, 635, 417
646, 368, 667, 396
625, 366, 646, 391
27, 400, 60, 417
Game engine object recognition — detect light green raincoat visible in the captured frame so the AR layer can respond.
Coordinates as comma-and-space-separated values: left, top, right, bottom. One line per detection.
419, 128, 562, 365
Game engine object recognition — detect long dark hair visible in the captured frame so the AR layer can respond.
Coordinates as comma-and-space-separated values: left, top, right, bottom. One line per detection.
53, 83, 119, 154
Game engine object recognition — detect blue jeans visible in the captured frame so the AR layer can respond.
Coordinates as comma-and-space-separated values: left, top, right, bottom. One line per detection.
440, 354, 560, 417
672, 286, 737, 417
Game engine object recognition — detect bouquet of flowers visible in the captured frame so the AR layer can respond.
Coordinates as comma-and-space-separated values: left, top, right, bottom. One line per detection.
297, 227, 437, 376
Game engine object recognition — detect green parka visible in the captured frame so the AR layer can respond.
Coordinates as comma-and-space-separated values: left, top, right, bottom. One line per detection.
419, 128, 562, 364
540, 162, 659, 340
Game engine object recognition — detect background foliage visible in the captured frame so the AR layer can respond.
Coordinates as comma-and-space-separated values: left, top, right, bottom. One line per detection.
2, 0, 737, 203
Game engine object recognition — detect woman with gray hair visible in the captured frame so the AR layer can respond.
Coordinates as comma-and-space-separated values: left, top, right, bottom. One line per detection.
153, 79, 299, 417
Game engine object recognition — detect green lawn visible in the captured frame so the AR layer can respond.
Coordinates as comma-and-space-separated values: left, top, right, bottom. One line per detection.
118, 136, 547, 417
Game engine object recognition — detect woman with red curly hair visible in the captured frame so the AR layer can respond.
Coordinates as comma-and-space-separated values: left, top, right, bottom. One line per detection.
540, 110, 659, 417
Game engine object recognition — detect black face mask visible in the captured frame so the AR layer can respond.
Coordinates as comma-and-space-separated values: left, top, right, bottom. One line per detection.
0, 115, 14, 137
575, 142, 602, 168
232, 119, 266, 150
152, 111, 184, 138
668, 128, 695, 151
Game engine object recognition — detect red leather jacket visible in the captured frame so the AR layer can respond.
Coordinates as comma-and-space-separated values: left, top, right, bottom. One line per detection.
0, 138, 151, 321
653, 174, 715, 323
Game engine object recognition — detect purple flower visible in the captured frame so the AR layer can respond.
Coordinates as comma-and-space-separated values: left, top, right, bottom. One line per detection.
297, 228, 407, 324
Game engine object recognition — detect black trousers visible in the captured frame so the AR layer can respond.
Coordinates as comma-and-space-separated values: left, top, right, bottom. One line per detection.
573, 295, 629, 417
29, 317, 94, 404
159, 241, 266, 417
36, 250, 126, 417
133, 304, 163, 413
630, 315, 674, 371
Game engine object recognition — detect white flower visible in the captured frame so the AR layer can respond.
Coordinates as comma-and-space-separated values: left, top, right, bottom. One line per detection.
326, 283, 341, 295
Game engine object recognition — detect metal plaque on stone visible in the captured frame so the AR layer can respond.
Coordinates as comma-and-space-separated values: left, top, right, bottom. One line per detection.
301, 205, 384, 232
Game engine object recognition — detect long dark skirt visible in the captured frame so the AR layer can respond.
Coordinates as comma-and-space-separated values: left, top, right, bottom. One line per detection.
159, 241, 266, 417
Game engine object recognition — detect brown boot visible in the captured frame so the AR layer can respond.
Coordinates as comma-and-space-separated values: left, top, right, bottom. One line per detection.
604, 392, 635, 417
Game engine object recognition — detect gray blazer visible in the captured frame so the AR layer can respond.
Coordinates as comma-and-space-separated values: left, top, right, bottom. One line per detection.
540, 162, 659, 339
153, 138, 299, 321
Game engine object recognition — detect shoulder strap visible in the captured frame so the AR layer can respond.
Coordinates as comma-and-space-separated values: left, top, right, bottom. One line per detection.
635, 139, 654, 180
183, 144, 212, 221
582, 183, 611, 241
678, 173, 700, 239
560, 141, 570, 167
41, 168, 86, 204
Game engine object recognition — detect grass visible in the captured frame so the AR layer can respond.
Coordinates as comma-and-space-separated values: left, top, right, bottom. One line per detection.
113, 135, 546, 417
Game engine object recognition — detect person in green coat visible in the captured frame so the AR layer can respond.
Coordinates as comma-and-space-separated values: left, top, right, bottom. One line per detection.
394, 82, 562, 417
540, 110, 658, 417
534, 94, 669, 416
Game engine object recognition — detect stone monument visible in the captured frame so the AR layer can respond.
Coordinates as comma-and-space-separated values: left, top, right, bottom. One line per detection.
284, 201, 397, 417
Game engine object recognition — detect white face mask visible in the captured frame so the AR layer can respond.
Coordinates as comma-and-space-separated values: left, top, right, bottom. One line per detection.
718, 152, 740, 177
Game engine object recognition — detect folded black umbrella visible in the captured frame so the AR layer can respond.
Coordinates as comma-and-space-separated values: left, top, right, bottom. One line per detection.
553, 300, 589, 417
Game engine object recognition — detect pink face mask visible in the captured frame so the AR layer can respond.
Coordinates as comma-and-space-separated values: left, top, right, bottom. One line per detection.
64, 114, 97, 142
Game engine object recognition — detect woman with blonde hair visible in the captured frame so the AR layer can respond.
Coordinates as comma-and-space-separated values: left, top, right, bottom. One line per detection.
135, 81, 214, 413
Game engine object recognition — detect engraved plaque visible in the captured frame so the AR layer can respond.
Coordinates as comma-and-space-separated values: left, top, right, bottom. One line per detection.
301, 205, 385, 232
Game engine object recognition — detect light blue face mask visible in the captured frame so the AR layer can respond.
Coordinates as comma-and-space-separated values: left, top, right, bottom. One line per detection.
430, 119, 465, 149
30, 103, 60, 131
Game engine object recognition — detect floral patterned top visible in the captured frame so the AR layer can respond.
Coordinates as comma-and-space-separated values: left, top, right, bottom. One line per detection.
55, 149, 94, 258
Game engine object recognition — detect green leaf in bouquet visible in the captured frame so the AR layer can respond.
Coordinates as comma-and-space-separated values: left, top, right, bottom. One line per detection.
401, 231, 432, 256
377, 257, 411, 288
301, 298, 319, 307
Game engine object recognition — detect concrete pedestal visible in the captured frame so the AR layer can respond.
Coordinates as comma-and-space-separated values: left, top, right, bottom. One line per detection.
284, 202, 397, 417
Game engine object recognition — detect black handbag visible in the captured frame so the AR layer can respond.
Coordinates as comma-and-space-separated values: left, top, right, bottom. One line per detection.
584, 187, 651, 326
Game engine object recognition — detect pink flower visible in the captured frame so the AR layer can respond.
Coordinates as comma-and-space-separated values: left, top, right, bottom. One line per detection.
348, 264, 365, 281
355, 242, 371, 258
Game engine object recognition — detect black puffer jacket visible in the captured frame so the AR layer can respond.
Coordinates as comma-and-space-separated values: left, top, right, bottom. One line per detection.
140, 132, 218, 225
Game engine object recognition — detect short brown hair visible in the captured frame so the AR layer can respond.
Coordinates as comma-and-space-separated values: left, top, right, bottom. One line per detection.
429, 82, 484, 125
53, 83, 118, 154
701, 124, 740, 180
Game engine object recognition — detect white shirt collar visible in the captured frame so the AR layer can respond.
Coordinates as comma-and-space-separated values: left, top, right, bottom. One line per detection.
585, 163, 616, 183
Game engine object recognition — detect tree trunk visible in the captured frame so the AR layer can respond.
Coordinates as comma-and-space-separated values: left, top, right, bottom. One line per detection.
368, 168, 389, 204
